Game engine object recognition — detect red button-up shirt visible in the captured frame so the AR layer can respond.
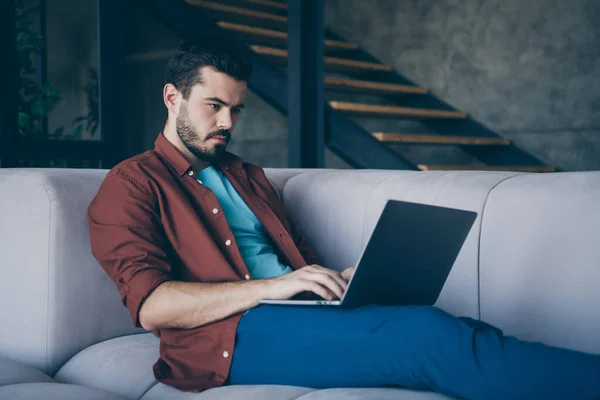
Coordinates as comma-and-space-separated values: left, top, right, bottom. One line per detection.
88, 133, 320, 391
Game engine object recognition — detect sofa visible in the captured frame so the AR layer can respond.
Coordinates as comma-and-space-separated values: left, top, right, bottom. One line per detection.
0, 167, 599, 399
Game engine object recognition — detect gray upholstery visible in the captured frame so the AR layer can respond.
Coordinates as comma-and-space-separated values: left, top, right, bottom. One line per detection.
0, 383, 129, 400
294, 388, 453, 399
480, 172, 600, 354
142, 384, 315, 400
282, 170, 400, 272
55, 333, 159, 400
0, 168, 303, 377
1, 167, 599, 400
361, 171, 521, 318
0, 169, 142, 376
263, 168, 323, 195
0, 358, 54, 386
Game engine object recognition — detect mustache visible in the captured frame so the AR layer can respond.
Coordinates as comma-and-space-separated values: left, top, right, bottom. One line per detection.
206, 130, 231, 141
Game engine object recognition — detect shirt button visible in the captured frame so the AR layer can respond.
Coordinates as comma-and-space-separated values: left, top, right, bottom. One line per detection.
198, 180, 203, 185
245, 274, 250, 280
223, 351, 229, 358
212, 208, 219, 214
188, 170, 194, 176
225, 239, 232, 246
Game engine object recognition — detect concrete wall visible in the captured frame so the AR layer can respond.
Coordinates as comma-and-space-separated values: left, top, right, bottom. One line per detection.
325, 0, 600, 171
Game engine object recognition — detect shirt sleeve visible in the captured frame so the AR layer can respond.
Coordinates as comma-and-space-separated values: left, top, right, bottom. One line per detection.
87, 171, 174, 327
288, 216, 322, 267
264, 175, 322, 268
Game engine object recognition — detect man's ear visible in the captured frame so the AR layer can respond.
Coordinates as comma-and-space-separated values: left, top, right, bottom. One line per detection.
163, 83, 180, 115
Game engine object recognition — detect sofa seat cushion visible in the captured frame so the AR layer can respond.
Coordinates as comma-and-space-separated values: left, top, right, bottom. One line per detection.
141, 383, 316, 399
141, 383, 454, 400
0, 358, 54, 386
293, 388, 454, 399
56, 333, 455, 399
0, 383, 129, 400
55, 333, 159, 400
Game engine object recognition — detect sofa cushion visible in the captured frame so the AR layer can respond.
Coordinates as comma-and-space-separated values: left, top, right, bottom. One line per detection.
294, 387, 453, 399
264, 168, 323, 195
0, 358, 54, 386
141, 383, 315, 400
480, 172, 600, 354
0, 167, 309, 376
53, 332, 455, 400
0, 169, 143, 376
281, 170, 400, 272
0, 382, 129, 400
141, 384, 454, 399
55, 333, 159, 400
363, 171, 521, 318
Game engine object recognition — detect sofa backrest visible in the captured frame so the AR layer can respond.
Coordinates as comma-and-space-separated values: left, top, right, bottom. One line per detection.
281, 169, 522, 319
1, 168, 598, 376
479, 173, 600, 354
0, 169, 138, 376
283, 169, 600, 355
0, 168, 304, 376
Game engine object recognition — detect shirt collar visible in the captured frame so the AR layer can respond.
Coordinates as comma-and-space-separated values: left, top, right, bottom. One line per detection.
154, 132, 245, 177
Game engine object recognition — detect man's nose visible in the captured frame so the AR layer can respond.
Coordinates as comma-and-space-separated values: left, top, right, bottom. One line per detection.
217, 111, 233, 131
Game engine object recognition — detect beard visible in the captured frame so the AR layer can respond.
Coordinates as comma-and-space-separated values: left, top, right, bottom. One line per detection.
175, 104, 230, 162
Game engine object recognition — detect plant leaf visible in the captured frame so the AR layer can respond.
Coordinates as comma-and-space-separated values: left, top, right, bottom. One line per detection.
53, 126, 64, 137
18, 112, 30, 130
30, 99, 46, 117
73, 124, 84, 140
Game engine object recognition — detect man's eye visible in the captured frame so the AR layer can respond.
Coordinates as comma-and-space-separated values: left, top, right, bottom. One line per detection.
209, 104, 220, 110
232, 108, 242, 114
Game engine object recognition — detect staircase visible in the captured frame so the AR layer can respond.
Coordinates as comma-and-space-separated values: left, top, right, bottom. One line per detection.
161, 0, 555, 172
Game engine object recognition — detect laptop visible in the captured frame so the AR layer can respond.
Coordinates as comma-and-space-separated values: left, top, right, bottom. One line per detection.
259, 199, 477, 308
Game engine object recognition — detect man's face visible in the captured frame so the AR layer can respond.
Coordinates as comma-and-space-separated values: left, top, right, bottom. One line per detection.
175, 66, 247, 162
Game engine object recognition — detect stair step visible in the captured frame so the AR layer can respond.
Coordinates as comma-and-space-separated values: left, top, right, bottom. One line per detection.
329, 101, 467, 119
241, 0, 287, 9
187, 0, 287, 23
251, 46, 393, 71
217, 22, 358, 50
325, 77, 427, 95
373, 133, 510, 145
418, 165, 556, 172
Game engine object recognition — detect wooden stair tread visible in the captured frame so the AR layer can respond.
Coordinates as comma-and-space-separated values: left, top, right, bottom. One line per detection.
217, 22, 358, 50
418, 165, 556, 172
325, 77, 427, 94
251, 46, 393, 71
241, 0, 288, 9
373, 133, 510, 145
187, 0, 287, 23
329, 101, 467, 119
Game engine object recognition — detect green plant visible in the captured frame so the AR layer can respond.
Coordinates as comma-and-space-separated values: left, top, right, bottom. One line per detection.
15, 0, 99, 141
16, 0, 62, 138
71, 67, 99, 138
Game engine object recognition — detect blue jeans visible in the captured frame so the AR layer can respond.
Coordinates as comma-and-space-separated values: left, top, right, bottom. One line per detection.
228, 304, 600, 400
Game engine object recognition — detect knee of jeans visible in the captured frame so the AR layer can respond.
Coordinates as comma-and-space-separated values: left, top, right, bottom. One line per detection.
421, 307, 458, 331
387, 306, 458, 336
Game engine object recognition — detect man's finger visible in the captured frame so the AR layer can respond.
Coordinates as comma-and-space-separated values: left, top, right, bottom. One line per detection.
308, 268, 348, 291
307, 273, 345, 299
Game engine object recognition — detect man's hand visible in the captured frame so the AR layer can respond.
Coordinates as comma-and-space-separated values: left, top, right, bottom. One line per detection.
341, 266, 356, 282
264, 264, 348, 301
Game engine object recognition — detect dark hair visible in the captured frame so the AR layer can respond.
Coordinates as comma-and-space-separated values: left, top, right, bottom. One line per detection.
165, 37, 253, 99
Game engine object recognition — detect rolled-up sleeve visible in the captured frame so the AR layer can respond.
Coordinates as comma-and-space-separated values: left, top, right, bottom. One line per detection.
88, 171, 174, 327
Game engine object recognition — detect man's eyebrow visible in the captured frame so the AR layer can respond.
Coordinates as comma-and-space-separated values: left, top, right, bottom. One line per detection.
204, 97, 245, 108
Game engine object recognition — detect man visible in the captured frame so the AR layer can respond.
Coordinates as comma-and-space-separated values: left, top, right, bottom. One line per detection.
88, 38, 600, 399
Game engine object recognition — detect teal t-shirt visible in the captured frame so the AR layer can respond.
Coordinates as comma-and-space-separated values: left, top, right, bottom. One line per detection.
197, 166, 292, 279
